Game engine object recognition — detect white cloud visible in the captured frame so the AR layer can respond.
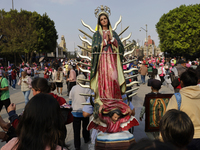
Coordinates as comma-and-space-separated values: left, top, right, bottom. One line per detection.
50, 0, 76, 5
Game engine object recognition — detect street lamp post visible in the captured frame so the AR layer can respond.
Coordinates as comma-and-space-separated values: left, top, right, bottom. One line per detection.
140, 24, 148, 57
12, 0, 14, 10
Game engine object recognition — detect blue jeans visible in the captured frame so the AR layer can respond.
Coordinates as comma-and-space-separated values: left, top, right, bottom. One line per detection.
12, 79, 16, 88
22, 90, 31, 105
141, 75, 145, 83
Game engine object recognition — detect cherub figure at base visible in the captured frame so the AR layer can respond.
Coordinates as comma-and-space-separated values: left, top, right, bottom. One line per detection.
88, 107, 139, 133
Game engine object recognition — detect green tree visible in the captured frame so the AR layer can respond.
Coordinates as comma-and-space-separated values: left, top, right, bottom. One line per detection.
0, 9, 58, 63
156, 4, 200, 56
35, 13, 58, 54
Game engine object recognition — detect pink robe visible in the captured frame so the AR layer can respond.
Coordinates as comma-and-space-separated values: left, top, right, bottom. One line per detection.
98, 30, 129, 115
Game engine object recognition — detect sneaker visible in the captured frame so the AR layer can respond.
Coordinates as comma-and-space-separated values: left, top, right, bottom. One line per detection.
88, 143, 95, 150
11, 87, 16, 90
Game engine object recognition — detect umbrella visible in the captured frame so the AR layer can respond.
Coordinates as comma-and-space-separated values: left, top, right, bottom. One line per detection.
39, 57, 44, 62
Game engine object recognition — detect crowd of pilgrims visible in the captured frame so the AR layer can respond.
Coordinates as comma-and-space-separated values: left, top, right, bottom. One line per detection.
0, 55, 200, 150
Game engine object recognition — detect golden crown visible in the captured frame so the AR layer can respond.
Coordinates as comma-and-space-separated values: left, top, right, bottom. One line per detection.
94, 5, 111, 18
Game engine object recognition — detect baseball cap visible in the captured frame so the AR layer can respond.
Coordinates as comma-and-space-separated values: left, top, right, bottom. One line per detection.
151, 79, 162, 90
77, 74, 86, 84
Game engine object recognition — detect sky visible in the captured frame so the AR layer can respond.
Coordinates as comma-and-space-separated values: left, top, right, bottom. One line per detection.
1, 0, 200, 52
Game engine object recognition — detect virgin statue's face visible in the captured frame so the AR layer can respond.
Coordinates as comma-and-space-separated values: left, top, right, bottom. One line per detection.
100, 15, 108, 28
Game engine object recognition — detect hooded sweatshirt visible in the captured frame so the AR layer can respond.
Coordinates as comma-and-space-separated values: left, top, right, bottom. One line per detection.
49, 93, 66, 105
166, 85, 200, 139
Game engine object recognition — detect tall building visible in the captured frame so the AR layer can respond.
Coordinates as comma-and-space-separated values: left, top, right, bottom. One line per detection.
143, 35, 161, 56
47, 35, 66, 58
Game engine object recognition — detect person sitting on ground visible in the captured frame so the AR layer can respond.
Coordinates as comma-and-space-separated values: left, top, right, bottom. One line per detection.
166, 68, 200, 150
140, 79, 162, 139
1, 93, 67, 150
160, 109, 194, 150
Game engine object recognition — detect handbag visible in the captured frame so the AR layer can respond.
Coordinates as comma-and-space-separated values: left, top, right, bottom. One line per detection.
60, 103, 73, 124
171, 77, 180, 88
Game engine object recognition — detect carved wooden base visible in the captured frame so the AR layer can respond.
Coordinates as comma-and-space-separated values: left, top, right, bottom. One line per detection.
95, 131, 135, 150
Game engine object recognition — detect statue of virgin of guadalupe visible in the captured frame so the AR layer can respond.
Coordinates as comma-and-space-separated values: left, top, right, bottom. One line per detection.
88, 9, 139, 133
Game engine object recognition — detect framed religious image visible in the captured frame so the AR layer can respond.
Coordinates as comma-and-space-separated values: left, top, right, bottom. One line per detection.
145, 94, 173, 132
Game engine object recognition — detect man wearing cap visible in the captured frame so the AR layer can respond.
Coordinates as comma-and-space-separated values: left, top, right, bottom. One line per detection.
69, 74, 91, 150
0, 70, 11, 113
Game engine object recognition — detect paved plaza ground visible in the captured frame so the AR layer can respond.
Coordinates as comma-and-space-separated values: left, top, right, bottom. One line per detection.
0, 74, 173, 149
